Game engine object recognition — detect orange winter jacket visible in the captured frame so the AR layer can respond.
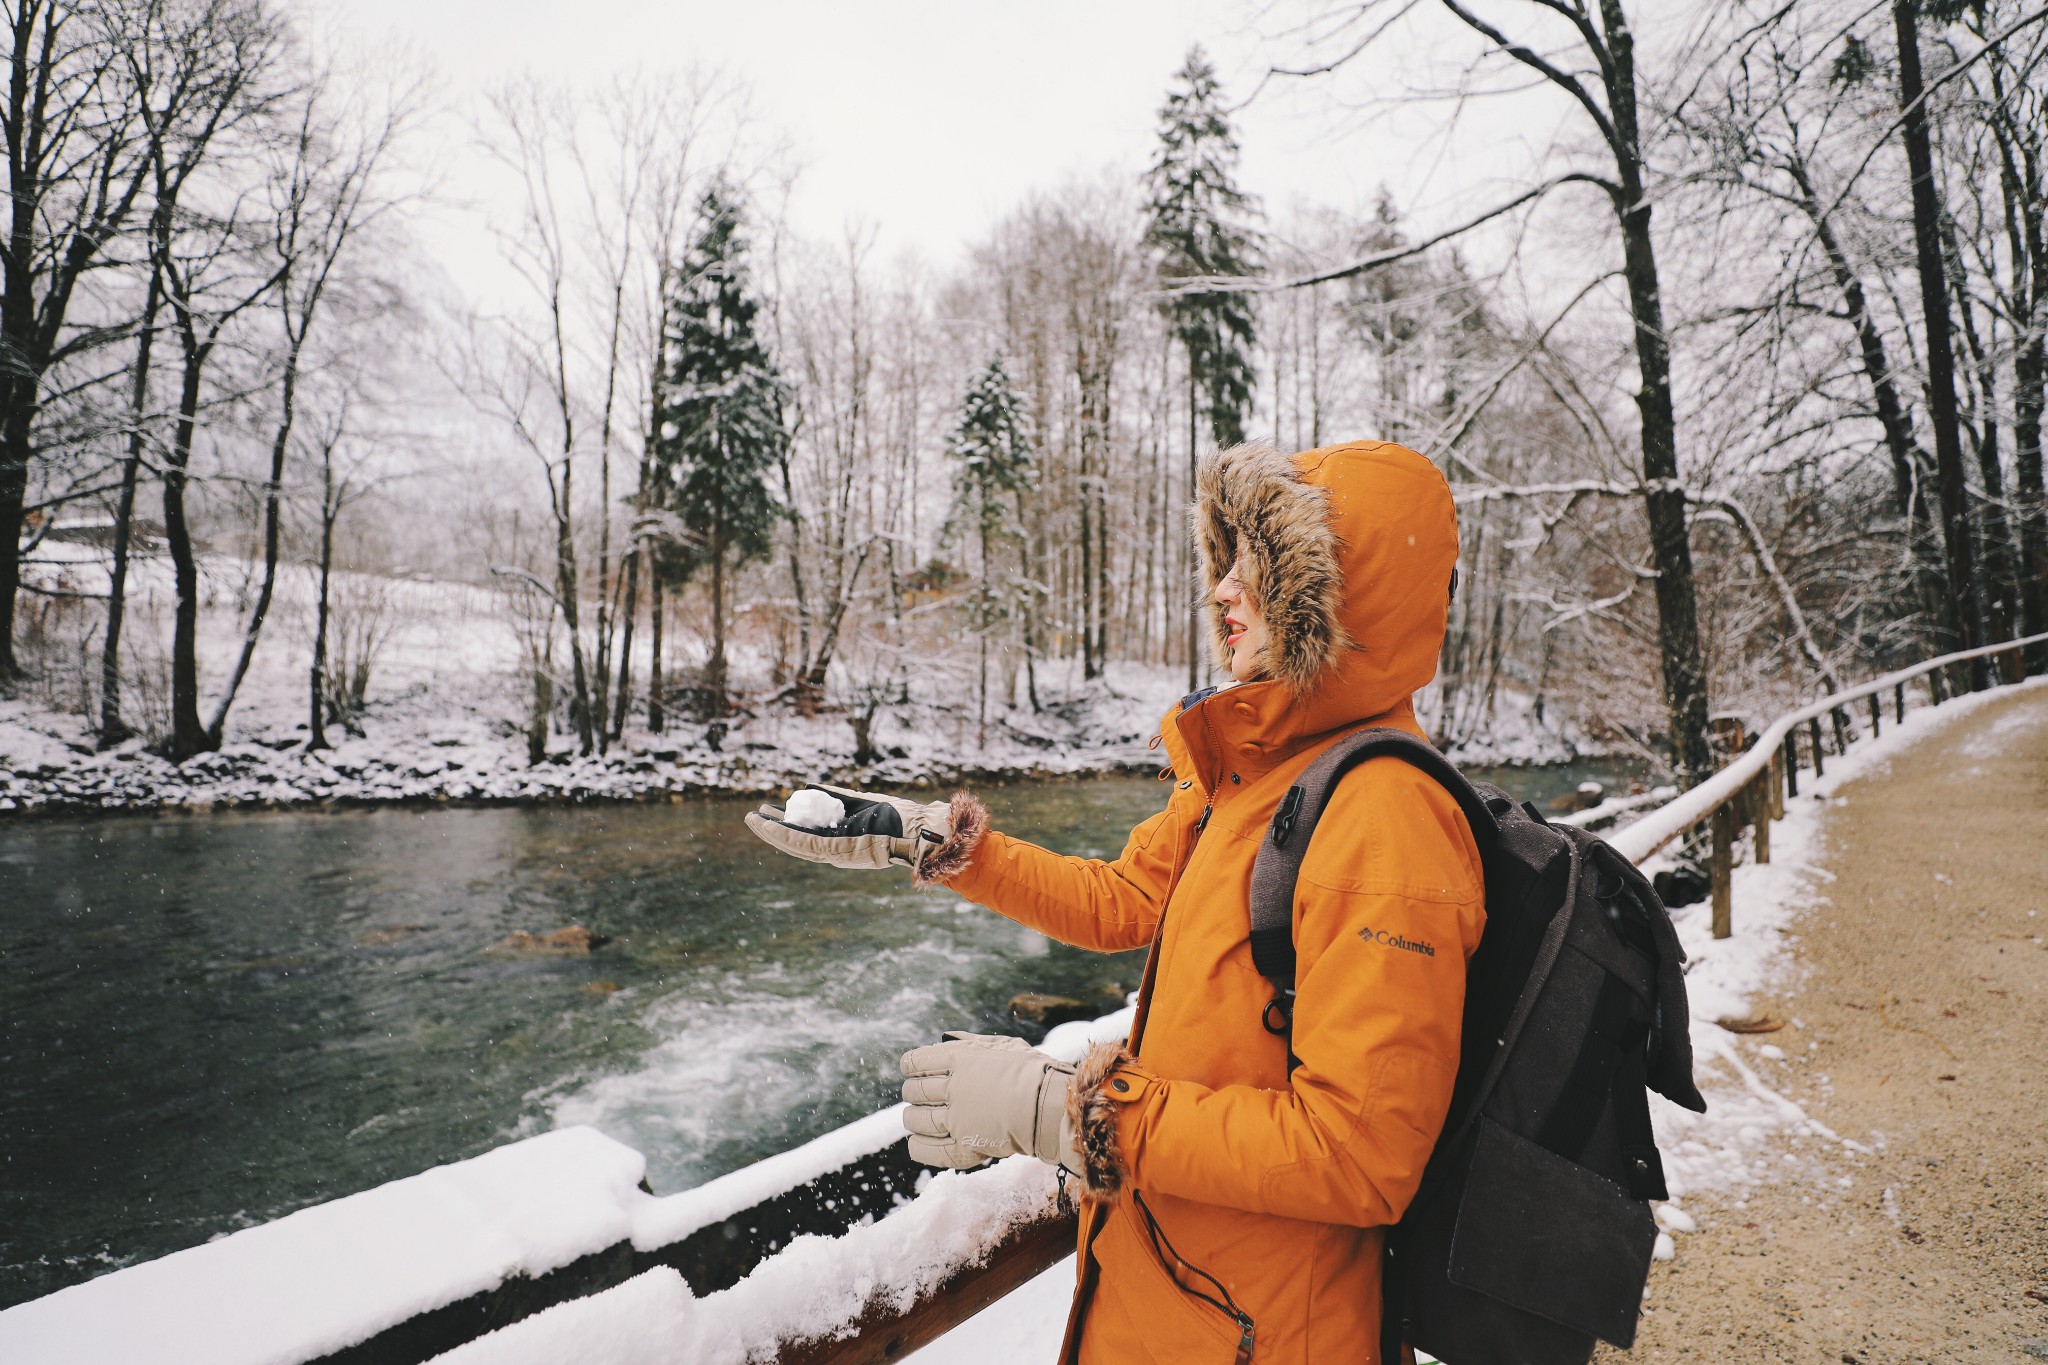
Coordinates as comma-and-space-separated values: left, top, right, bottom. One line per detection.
943, 440, 1484, 1365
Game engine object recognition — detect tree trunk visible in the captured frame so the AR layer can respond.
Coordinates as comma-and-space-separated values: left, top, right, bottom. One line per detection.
528, 658, 552, 766
163, 332, 211, 761
1787, 159, 1931, 526
1986, 77, 2047, 665
308, 466, 335, 752
800, 542, 871, 699
205, 329, 304, 746
1946, 243, 2021, 649
551, 455, 595, 754
708, 541, 729, 712
1894, 0, 1988, 685
611, 543, 638, 743
1598, 0, 1714, 784
1784, 156, 1953, 640
0, 385, 29, 680
648, 570, 665, 733
1015, 488, 1041, 712
99, 266, 164, 746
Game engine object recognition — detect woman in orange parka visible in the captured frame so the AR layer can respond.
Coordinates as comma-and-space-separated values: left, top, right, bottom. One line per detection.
750, 439, 1483, 1363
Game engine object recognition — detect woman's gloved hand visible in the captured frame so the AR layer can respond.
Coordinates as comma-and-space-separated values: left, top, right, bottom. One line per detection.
899, 1032, 1080, 1175
745, 783, 957, 875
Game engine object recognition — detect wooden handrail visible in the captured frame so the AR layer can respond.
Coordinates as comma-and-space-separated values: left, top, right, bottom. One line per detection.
1610, 631, 2046, 866
772, 1212, 1077, 1365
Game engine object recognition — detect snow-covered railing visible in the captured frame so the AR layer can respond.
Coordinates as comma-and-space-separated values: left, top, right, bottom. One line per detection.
0, 1111, 928, 1365
1608, 631, 2044, 939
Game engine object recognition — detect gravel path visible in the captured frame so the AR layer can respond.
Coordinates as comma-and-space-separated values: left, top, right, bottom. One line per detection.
1602, 684, 2048, 1364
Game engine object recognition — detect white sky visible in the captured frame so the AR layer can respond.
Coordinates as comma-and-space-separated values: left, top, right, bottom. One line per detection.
314, 0, 1552, 278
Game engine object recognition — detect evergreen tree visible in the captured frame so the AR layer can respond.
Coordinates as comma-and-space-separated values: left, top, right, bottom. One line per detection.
944, 352, 1037, 746
1144, 45, 1262, 448
651, 183, 788, 713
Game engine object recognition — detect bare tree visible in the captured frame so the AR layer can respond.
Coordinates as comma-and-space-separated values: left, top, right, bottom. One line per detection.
3, 0, 158, 678
205, 61, 412, 746
1252, 1, 1745, 782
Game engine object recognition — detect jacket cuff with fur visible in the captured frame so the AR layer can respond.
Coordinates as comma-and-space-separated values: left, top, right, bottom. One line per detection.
912, 791, 989, 887
1066, 1041, 1138, 1201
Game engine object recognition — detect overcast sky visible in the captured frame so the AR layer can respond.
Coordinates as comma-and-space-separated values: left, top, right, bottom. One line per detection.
314, 0, 1561, 278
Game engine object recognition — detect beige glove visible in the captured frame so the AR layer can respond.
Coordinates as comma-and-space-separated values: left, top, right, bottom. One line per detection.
745, 783, 955, 874
899, 1032, 1080, 1175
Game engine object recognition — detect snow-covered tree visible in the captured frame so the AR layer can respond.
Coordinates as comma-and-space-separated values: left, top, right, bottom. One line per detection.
943, 352, 1038, 744
1144, 45, 1261, 449
651, 183, 788, 712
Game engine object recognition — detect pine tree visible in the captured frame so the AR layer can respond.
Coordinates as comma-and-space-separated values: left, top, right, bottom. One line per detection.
944, 353, 1037, 746
650, 183, 788, 714
1145, 45, 1262, 688
1144, 45, 1262, 449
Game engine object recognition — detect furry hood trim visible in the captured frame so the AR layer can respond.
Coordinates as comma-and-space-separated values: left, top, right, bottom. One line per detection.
1195, 441, 1351, 695
1192, 440, 1460, 718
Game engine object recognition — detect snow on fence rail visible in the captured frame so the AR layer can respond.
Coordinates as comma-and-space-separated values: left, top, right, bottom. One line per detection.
7, 636, 2039, 1365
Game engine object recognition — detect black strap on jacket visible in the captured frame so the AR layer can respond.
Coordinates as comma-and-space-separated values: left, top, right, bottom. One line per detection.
1246, 727, 1499, 1066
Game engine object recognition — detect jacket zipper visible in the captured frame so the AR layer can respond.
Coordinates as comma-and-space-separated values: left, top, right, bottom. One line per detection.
1134, 1190, 1256, 1361
1126, 704, 1251, 1358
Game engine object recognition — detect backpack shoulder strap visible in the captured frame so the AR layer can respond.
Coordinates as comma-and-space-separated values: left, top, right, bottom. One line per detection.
1246, 726, 1499, 1034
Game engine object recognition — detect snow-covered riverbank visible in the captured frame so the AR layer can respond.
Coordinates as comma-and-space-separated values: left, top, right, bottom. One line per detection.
2, 550, 1600, 814
0, 663, 1182, 816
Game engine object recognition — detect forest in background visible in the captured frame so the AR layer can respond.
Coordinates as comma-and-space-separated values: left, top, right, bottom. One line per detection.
3, 0, 2045, 790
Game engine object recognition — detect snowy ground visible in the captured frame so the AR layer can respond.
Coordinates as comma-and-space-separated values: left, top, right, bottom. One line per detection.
2, 549, 1596, 815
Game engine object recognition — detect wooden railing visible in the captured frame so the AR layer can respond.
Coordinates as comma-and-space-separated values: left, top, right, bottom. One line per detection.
754, 632, 2047, 1364
1605, 631, 2045, 938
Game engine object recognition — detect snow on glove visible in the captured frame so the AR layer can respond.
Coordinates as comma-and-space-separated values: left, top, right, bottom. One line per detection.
899, 1032, 1080, 1175
744, 783, 986, 884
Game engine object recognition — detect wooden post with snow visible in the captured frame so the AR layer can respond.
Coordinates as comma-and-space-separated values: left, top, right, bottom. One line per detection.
1752, 771, 1771, 866
1709, 804, 1733, 940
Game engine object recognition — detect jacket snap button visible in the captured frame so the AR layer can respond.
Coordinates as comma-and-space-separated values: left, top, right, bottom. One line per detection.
1178, 780, 1192, 789
1111, 1078, 1130, 1093
1233, 701, 1256, 719
1238, 741, 1261, 755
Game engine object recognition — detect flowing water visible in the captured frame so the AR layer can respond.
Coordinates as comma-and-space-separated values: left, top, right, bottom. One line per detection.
0, 759, 1640, 1309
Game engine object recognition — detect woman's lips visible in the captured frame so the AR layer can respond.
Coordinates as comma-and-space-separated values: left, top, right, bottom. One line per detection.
1225, 619, 1246, 647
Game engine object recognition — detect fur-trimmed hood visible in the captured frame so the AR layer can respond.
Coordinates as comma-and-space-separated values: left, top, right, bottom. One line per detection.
1195, 440, 1458, 734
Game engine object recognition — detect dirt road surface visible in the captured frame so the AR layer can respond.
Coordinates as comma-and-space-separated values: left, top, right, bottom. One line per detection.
1602, 684, 2048, 1364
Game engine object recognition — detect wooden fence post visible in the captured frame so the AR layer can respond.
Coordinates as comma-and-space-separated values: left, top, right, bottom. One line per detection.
1868, 692, 1880, 737
1752, 775, 1771, 865
1782, 731, 1799, 798
1770, 751, 1785, 820
1831, 705, 1851, 754
1895, 682, 1905, 724
1710, 804, 1734, 940
1809, 716, 1826, 777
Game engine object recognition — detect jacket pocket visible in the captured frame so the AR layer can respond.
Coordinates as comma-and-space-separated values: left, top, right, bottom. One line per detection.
1444, 1115, 1657, 1345
1084, 1200, 1250, 1363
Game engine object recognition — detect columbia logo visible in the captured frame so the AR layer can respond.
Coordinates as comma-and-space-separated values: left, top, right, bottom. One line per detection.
1358, 926, 1436, 957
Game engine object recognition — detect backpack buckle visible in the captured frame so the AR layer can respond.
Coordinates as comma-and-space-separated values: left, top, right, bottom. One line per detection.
1262, 991, 1295, 1035
1271, 787, 1305, 847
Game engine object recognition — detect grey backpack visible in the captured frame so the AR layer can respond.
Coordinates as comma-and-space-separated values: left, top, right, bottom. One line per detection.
1247, 728, 1707, 1365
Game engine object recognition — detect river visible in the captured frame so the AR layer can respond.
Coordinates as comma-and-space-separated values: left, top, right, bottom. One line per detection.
0, 759, 1641, 1308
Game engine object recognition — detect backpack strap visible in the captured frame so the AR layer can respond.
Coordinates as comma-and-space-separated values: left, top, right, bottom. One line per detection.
1246, 727, 1500, 1047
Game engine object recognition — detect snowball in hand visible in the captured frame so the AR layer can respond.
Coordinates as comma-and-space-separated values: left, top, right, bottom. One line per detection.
783, 788, 848, 830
